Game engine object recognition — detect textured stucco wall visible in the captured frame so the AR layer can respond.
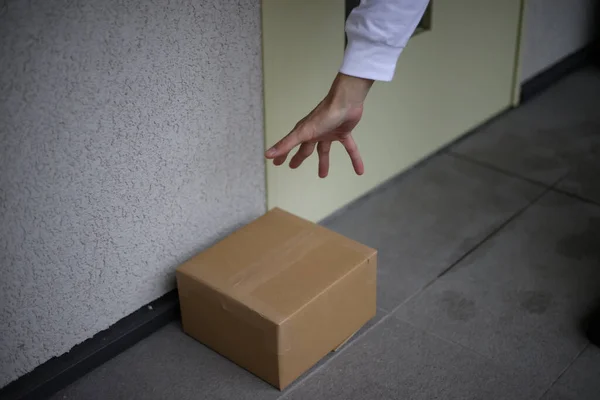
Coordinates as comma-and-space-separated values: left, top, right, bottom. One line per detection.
0, 0, 265, 387
520, 0, 596, 82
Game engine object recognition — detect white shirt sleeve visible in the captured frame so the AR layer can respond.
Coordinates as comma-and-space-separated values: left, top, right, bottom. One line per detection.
341, 0, 430, 81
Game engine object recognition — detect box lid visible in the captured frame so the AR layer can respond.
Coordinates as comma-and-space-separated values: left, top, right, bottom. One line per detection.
177, 208, 376, 325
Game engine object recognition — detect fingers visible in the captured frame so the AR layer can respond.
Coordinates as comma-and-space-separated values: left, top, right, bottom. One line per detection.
265, 121, 312, 160
340, 135, 364, 175
289, 142, 316, 169
317, 141, 331, 178
272, 136, 364, 177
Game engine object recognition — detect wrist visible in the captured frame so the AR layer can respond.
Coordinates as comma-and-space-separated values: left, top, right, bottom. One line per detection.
327, 73, 374, 109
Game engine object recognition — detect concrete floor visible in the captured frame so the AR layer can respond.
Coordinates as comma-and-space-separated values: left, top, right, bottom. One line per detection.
52, 67, 600, 400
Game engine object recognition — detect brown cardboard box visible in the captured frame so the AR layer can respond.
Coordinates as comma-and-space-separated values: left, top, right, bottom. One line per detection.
176, 208, 377, 390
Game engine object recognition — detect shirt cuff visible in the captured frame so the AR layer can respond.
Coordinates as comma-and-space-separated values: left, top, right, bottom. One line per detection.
340, 37, 404, 82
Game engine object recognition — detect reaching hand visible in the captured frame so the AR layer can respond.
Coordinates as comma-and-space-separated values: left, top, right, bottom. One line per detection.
265, 73, 374, 178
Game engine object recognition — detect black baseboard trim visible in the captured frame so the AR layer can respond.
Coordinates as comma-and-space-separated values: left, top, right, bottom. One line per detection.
0, 290, 180, 400
520, 45, 594, 103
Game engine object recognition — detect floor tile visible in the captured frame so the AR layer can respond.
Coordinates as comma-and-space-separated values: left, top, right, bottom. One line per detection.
51, 310, 385, 400
51, 368, 149, 400
556, 149, 600, 205
281, 317, 539, 400
51, 322, 281, 400
451, 67, 600, 185
541, 345, 600, 400
325, 153, 544, 311
395, 191, 600, 391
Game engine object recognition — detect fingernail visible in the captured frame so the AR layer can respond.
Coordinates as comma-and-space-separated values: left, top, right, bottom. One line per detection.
266, 148, 276, 156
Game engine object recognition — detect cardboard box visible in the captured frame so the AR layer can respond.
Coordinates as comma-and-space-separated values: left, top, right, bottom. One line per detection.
176, 208, 377, 390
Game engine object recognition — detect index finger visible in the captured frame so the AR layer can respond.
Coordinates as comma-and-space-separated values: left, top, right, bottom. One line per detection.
265, 122, 311, 159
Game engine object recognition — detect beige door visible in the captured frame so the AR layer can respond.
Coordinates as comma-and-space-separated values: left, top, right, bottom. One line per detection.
262, 0, 524, 222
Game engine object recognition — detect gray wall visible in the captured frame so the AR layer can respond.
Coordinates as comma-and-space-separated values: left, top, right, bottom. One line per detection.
0, 0, 265, 386
520, 0, 597, 82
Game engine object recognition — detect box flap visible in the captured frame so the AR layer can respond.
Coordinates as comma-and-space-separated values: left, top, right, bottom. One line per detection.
177, 208, 376, 324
